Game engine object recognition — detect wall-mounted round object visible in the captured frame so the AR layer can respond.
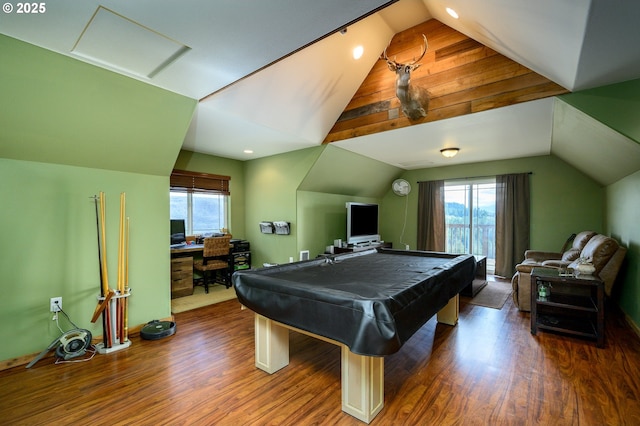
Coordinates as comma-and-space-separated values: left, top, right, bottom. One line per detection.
392, 179, 411, 196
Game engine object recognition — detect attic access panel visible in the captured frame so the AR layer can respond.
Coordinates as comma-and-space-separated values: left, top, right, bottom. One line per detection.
72, 6, 190, 79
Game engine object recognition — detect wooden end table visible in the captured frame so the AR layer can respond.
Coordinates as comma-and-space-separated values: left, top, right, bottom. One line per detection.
530, 267, 605, 347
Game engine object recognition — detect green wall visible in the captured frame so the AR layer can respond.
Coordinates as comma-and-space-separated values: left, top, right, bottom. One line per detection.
298, 145, 402, 197
247, 151, 612, 281
607, 170, 640, 327
243, 147, 324, 267
561, 79, 640, 145
244, 145, 398, 266
0, 34, 196, 176
297, 191, 380, 258
0, 34, 195, 363
295, 145, 401, 258
173, 150, 247, 240
0, 158, 171, 362
2, 28, 639, 364
380, 155, 605, 256
376, 152, 640, 329
559, 80, 640, 326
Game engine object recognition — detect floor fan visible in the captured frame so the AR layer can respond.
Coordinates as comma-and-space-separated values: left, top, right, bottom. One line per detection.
392, 179, 411, 249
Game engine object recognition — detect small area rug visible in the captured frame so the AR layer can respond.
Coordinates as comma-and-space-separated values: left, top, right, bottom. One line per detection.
171, 285, 237, 314
467, 280, 512, 310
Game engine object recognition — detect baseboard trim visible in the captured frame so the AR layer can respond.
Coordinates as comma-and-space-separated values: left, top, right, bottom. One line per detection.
0, 315, 175, 371
625, 312, 640, 339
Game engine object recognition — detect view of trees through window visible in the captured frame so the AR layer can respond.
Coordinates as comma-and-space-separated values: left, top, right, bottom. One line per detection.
444, 179, 496, 271
170, 191, 228, 235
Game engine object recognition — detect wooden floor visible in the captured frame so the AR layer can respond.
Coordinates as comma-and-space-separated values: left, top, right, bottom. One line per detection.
2, 279, 640, 425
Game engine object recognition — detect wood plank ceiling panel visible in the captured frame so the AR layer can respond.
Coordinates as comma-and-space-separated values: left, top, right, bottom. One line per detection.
323, 19, 569, 143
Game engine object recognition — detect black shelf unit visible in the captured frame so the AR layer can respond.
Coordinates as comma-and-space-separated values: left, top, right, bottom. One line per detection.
530, 267, 604, 347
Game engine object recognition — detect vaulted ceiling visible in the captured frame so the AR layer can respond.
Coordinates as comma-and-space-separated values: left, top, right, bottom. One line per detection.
2, 0, 640, 185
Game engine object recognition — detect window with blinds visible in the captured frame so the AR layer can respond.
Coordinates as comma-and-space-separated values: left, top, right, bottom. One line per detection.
170, 170, 230, 236
170, 169, 230, 194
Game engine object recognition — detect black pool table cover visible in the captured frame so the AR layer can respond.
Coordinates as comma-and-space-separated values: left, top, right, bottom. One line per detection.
233, 248, 476, 356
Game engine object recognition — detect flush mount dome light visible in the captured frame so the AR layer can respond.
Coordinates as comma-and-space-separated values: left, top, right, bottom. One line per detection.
440, 147, 460, 158
446, 7, 459, 19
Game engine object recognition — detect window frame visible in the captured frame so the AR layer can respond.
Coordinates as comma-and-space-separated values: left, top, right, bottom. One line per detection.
170, 191, 228, 235
444, 177, 496, 272
170, 169, 231, 236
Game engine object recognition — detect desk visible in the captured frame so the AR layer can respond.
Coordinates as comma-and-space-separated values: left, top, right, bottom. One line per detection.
170, 243, 251, 298
233, 248, 476, 423
170, 243, 205, 255
170, 245, 205, 298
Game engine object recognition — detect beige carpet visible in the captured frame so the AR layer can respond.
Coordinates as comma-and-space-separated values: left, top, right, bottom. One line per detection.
171, 285, 237, 314
467, 280, 512, 309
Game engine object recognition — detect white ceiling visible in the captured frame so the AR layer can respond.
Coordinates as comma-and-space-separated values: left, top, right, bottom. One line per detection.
2, 0, 640, 183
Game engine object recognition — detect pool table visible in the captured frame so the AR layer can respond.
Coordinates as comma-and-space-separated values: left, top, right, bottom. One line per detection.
233, 248, 476, 423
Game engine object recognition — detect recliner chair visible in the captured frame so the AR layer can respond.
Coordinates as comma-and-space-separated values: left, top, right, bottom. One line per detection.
511, 231, 626, 311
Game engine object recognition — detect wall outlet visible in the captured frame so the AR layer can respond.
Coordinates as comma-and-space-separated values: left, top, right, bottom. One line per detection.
50, 297, 62, 312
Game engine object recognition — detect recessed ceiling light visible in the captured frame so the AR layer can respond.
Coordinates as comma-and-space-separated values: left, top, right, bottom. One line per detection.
243, 149, 253, 154
353, 45, 364, 60
446, 7, 459, 19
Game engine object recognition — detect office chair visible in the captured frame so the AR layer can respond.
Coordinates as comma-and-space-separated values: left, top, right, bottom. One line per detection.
193, 235, 232, 293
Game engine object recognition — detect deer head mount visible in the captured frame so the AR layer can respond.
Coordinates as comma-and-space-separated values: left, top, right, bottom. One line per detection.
382, 34, 430, 121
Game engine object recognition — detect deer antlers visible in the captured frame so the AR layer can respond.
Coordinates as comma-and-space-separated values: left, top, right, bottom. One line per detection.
382, 34, 428, 71
381, 34, 430, 121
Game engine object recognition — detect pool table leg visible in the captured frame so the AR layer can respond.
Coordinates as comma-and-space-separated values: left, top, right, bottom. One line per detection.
253, 314, 385, 423
436, 294, 459, 326
254, 313, 290, 373
341, 346, 384, 423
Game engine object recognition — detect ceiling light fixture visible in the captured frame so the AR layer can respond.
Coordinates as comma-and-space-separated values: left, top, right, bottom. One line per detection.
446, 7, 459, 19
352, 45, 364, 60
440, 147, 460, 158
243, 149, 253, 154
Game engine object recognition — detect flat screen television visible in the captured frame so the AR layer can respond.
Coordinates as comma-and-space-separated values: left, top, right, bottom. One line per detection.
346, 202, 380, 245
170, 219, 186, 245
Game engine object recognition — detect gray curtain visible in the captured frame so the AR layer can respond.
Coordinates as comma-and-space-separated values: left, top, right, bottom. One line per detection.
417, 180, 445, 251
495, 173, 530, 278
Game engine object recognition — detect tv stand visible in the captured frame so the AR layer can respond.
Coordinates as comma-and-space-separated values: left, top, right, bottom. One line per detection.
334, 242, 392, 254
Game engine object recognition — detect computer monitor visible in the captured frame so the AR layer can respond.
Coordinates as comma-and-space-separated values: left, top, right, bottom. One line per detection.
170, 219, 186, 245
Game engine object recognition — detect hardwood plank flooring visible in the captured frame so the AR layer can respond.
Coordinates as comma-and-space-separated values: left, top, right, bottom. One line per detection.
2, 279, 640, 425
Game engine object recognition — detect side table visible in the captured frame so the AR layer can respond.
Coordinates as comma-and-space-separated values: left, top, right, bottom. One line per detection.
461, 255, 487, 297
530, 267, 604, 347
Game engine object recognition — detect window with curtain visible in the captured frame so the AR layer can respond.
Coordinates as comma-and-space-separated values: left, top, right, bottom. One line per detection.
418, 173, 529, 278
170, 170, 230, 236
